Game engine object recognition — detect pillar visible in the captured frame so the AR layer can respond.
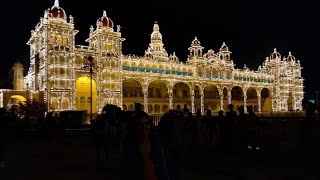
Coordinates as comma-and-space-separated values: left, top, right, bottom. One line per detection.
243, 91, 247, 112
228, 91, 232, 105
220, 94, 224, 111
200, 92, 204, 116
143, 89, 148, 113
191, 91, 195, 114
258, 95, 261, 113
169, 90, 173, 110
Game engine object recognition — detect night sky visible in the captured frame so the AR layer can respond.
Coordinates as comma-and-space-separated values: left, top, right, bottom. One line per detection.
0, 0, 319, 99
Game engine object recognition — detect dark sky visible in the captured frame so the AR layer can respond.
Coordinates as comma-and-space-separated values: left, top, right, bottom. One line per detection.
0, 0, 319, 98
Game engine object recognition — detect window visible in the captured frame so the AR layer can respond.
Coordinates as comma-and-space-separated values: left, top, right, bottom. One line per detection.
56, 34, 62, 44
87, 97, 92, 103
80, 97, 85, 103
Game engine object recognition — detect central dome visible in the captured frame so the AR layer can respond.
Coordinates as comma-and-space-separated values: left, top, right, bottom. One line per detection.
96, 11, 114, 29
49, 0, 66, 20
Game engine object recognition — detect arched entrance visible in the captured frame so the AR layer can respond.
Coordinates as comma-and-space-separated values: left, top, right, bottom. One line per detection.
261, 88, 272, 112
62, 99, 69, 110
231, 86, 244, 112
247, 87, 258, 112
76, 76, 97, 113
122, 79, 143, 110
7, 95, 26, 109
8, 95, 26, 104
148, 80, 168, 114
173, 82, 191, 111
203, 84, 220, 112
51, 98, 59, 111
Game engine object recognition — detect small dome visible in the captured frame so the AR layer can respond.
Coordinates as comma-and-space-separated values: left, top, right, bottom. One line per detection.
204, 49, 216, 58
269, 48, 281, 60
286, 52, 296, 62
191, 37, 201, 46
49, 0, 66, 20
219, 42, 229, 52
96, 11, 114, 29
13, 61, 23, 68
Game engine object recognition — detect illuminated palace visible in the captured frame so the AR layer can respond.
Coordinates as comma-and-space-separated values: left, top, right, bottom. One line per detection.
0, 0, 304, 115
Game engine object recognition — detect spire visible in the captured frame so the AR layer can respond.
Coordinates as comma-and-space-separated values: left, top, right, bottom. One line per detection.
54, 0, 59, 7
103, 10, 107, 17
153, 21, 159, 32
145, 21, 168, 60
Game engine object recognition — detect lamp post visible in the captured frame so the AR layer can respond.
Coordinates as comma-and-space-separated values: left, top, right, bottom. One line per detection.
83, 56, 95, 123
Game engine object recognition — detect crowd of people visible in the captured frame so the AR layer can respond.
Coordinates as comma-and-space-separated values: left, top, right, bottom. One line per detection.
89, 103, 263, 180
1, 102, 319, 180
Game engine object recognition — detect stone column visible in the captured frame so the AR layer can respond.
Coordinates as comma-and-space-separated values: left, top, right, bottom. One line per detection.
169, 90, 173, 110
143, 89, 148, 113
191, 91, 195, 114
220, 95, 224, 111
228, 91, 232, 105
243, 91, 247, 112
292, 97, 296, 112
200, 92, 204, 116
258, 95, 261, 113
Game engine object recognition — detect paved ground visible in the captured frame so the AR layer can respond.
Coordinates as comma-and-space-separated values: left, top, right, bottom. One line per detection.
1, 129, 320, 180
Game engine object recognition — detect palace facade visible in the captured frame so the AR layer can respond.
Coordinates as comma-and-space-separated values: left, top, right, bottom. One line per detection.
0, 0, 304, 115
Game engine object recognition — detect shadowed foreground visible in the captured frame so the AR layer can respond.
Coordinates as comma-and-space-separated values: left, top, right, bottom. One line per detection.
1, 127, 320, 180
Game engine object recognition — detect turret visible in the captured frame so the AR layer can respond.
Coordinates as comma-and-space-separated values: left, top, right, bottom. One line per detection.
218, 42, 231, 60
11, 61, 24, 91
188, 37, 204, 58
144, 21, 169, 61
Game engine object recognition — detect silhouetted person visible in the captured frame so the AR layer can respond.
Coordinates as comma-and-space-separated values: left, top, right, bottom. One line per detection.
0, 108, 10, 168
205, 109, 215, 145
176, 104, 181, 111
225, 104, 238, 150
94, 113, 110, 164
237, 106, 248, 151
123, 103, 156, 180
247, 105, 259, 151
217, 110, 225, 148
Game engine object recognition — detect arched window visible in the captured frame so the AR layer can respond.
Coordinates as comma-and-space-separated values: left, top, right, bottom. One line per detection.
56, 34, 62, 44
51, 33, 56, 44
80, 96, 85, 103
63, 36, 68, 45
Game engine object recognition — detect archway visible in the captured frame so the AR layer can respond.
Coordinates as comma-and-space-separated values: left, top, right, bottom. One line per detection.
231, 86, 244, 112
8, 95, 26, 105
62, 99, 69, 110
247, 87, 258, 112
76, 76, 97, 113
122, 104, 127, 111
51, 98, 59, 111
148, 80, 168, 114
203, 84, 220, 112
122, 79, 143, 110
261, 88, 272, 112
173, 82, 191, 111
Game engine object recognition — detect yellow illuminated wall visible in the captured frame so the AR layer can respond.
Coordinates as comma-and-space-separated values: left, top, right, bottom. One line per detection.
75, 76, 97, 113
9, 95, 26, 105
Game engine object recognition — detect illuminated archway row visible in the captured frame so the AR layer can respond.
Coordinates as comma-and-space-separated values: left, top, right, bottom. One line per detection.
121, 78, 273, 114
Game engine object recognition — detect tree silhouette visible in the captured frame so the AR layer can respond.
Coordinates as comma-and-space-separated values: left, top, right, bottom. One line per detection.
18, 99, 47, 120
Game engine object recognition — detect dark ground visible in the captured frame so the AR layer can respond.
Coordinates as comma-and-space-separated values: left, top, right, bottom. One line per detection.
1, 126, 320, 180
